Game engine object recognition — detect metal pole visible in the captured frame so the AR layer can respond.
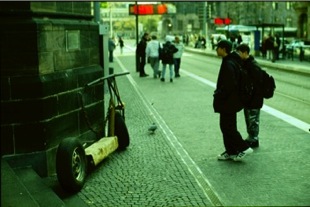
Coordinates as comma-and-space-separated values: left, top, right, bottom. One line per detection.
94, 2, 100, 24
135, 1, 139, 72
202, 2, 206, 37
110, 7, 113, 38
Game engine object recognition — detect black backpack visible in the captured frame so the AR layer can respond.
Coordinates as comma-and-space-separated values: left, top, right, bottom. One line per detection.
261, 69, 276, 99
160, 44, 171, 59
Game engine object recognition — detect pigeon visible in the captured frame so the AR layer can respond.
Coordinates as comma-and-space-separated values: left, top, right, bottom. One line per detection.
148, 123, 157, 134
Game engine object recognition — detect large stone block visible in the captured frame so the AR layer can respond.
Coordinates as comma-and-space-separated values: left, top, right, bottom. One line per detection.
0, 2, 105, 176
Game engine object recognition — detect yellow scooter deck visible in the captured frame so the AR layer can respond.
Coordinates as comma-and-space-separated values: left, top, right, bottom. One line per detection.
85, 136, 118, 166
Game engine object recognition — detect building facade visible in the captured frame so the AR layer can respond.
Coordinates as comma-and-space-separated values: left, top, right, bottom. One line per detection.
99, 2, 308, 42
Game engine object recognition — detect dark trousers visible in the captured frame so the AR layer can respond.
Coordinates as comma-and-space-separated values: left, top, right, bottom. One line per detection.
220, 113, 249, 155
109, 50, 114, 62
174, 58, 181, 76
138, 55, 146, 75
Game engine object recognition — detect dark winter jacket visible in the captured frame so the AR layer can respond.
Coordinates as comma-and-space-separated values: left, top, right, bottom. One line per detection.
265, 36, 274, 50
213, 51, 243, 113
161, 41, 178, 64
243, 55, 264, 109
136, 38, 148, 57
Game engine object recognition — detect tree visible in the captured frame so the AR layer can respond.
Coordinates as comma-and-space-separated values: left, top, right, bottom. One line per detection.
139, 15, 161, 33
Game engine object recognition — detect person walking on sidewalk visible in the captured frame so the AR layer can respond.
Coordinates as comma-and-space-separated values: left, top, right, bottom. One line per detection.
118, 36, 124, 54
108, 37, 116, 63
213, 40, 253, 161
160, 37, 178, 82
136, 32, 150, 77
173, 36, 184, 78
236, 44, 264, 148
146, 35, 161, 78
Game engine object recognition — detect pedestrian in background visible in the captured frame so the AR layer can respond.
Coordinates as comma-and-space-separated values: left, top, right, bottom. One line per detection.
146, 34, 161, 78
265, 34, 274, 61
136, 32, 150, 77
108, 37, 116, 63
201, 35, 206, 49
273, 34, 281, 61
236, 44, 264, 148
118, 36, 124, 54
160, 37, 178, 83
213, 40, 253, 161
173, 36, 184, 78
261, 36, 267, 59
237, 33, 243, 45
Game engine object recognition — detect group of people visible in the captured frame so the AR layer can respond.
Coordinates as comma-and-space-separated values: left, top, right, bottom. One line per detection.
214, 40, 264, 161
136, 33, 265, 161
136, 32, 184, 82
261, 34, 281, 62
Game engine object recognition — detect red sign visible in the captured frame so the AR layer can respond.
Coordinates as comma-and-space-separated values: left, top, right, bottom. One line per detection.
129, 4, 168, 15
214, 18, 231, 25
157, 4, 167, 14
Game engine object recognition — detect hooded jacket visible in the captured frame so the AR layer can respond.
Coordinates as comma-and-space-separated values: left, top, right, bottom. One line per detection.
161, 41, 178, 64
213, 51, 243, 113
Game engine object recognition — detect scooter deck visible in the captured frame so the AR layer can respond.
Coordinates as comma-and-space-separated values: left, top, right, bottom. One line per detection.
85, 136, 118, 166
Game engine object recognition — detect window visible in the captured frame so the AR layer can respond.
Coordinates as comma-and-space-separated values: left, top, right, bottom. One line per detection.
272, 2, 278, 10
286, 2, 291, 10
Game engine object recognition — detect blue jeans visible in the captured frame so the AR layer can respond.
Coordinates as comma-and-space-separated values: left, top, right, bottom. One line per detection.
161, 64, 173, 79
174, 58, 181, 75
149, 57, 160, 78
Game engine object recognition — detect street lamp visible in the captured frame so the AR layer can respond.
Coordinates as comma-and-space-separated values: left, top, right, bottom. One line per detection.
109, 6, 113, 38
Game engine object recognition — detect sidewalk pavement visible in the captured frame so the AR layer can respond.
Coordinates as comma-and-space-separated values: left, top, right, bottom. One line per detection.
67, 52, 309, 206
2, 44, 310, 207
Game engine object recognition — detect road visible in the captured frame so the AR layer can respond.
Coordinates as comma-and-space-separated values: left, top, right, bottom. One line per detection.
119, 40, 310, 125
182, 52, 310, 124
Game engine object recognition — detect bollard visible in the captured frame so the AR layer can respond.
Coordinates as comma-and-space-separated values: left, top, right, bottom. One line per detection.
109, 67, 114, 75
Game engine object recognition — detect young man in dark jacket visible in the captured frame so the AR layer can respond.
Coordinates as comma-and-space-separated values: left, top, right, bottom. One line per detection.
214, 40, 253, 161
236, 44, 264, 148
136, 32, 149, 77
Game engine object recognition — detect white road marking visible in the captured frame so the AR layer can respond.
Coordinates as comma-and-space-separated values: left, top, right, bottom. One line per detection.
181, 69, 310, 133
116, 57, 223, 206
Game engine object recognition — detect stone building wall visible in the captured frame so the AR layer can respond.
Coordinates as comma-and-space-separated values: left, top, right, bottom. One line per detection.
0, 2, 105, 176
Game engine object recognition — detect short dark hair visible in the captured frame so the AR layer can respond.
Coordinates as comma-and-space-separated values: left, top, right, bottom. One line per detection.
217, 40, 232, 53
236, 43, 250, 54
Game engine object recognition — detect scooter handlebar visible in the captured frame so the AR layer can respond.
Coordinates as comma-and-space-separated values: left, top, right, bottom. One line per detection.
86, 71, 130, 87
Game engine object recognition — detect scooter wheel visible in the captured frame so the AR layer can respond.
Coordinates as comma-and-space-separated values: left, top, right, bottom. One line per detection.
56, 137, 87, 193
114, 111, 130, 150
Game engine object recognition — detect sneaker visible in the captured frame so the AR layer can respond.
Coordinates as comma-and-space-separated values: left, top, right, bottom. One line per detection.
233, 148, 253, 161
217, 152, 236, 161
170, 78, 173, 82
245, 139, 259, 148
160, 78, 165, 82
140, 74, 149, 77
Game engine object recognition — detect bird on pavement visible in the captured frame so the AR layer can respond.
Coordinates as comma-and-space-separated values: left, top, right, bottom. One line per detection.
148, 123, 157, 134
